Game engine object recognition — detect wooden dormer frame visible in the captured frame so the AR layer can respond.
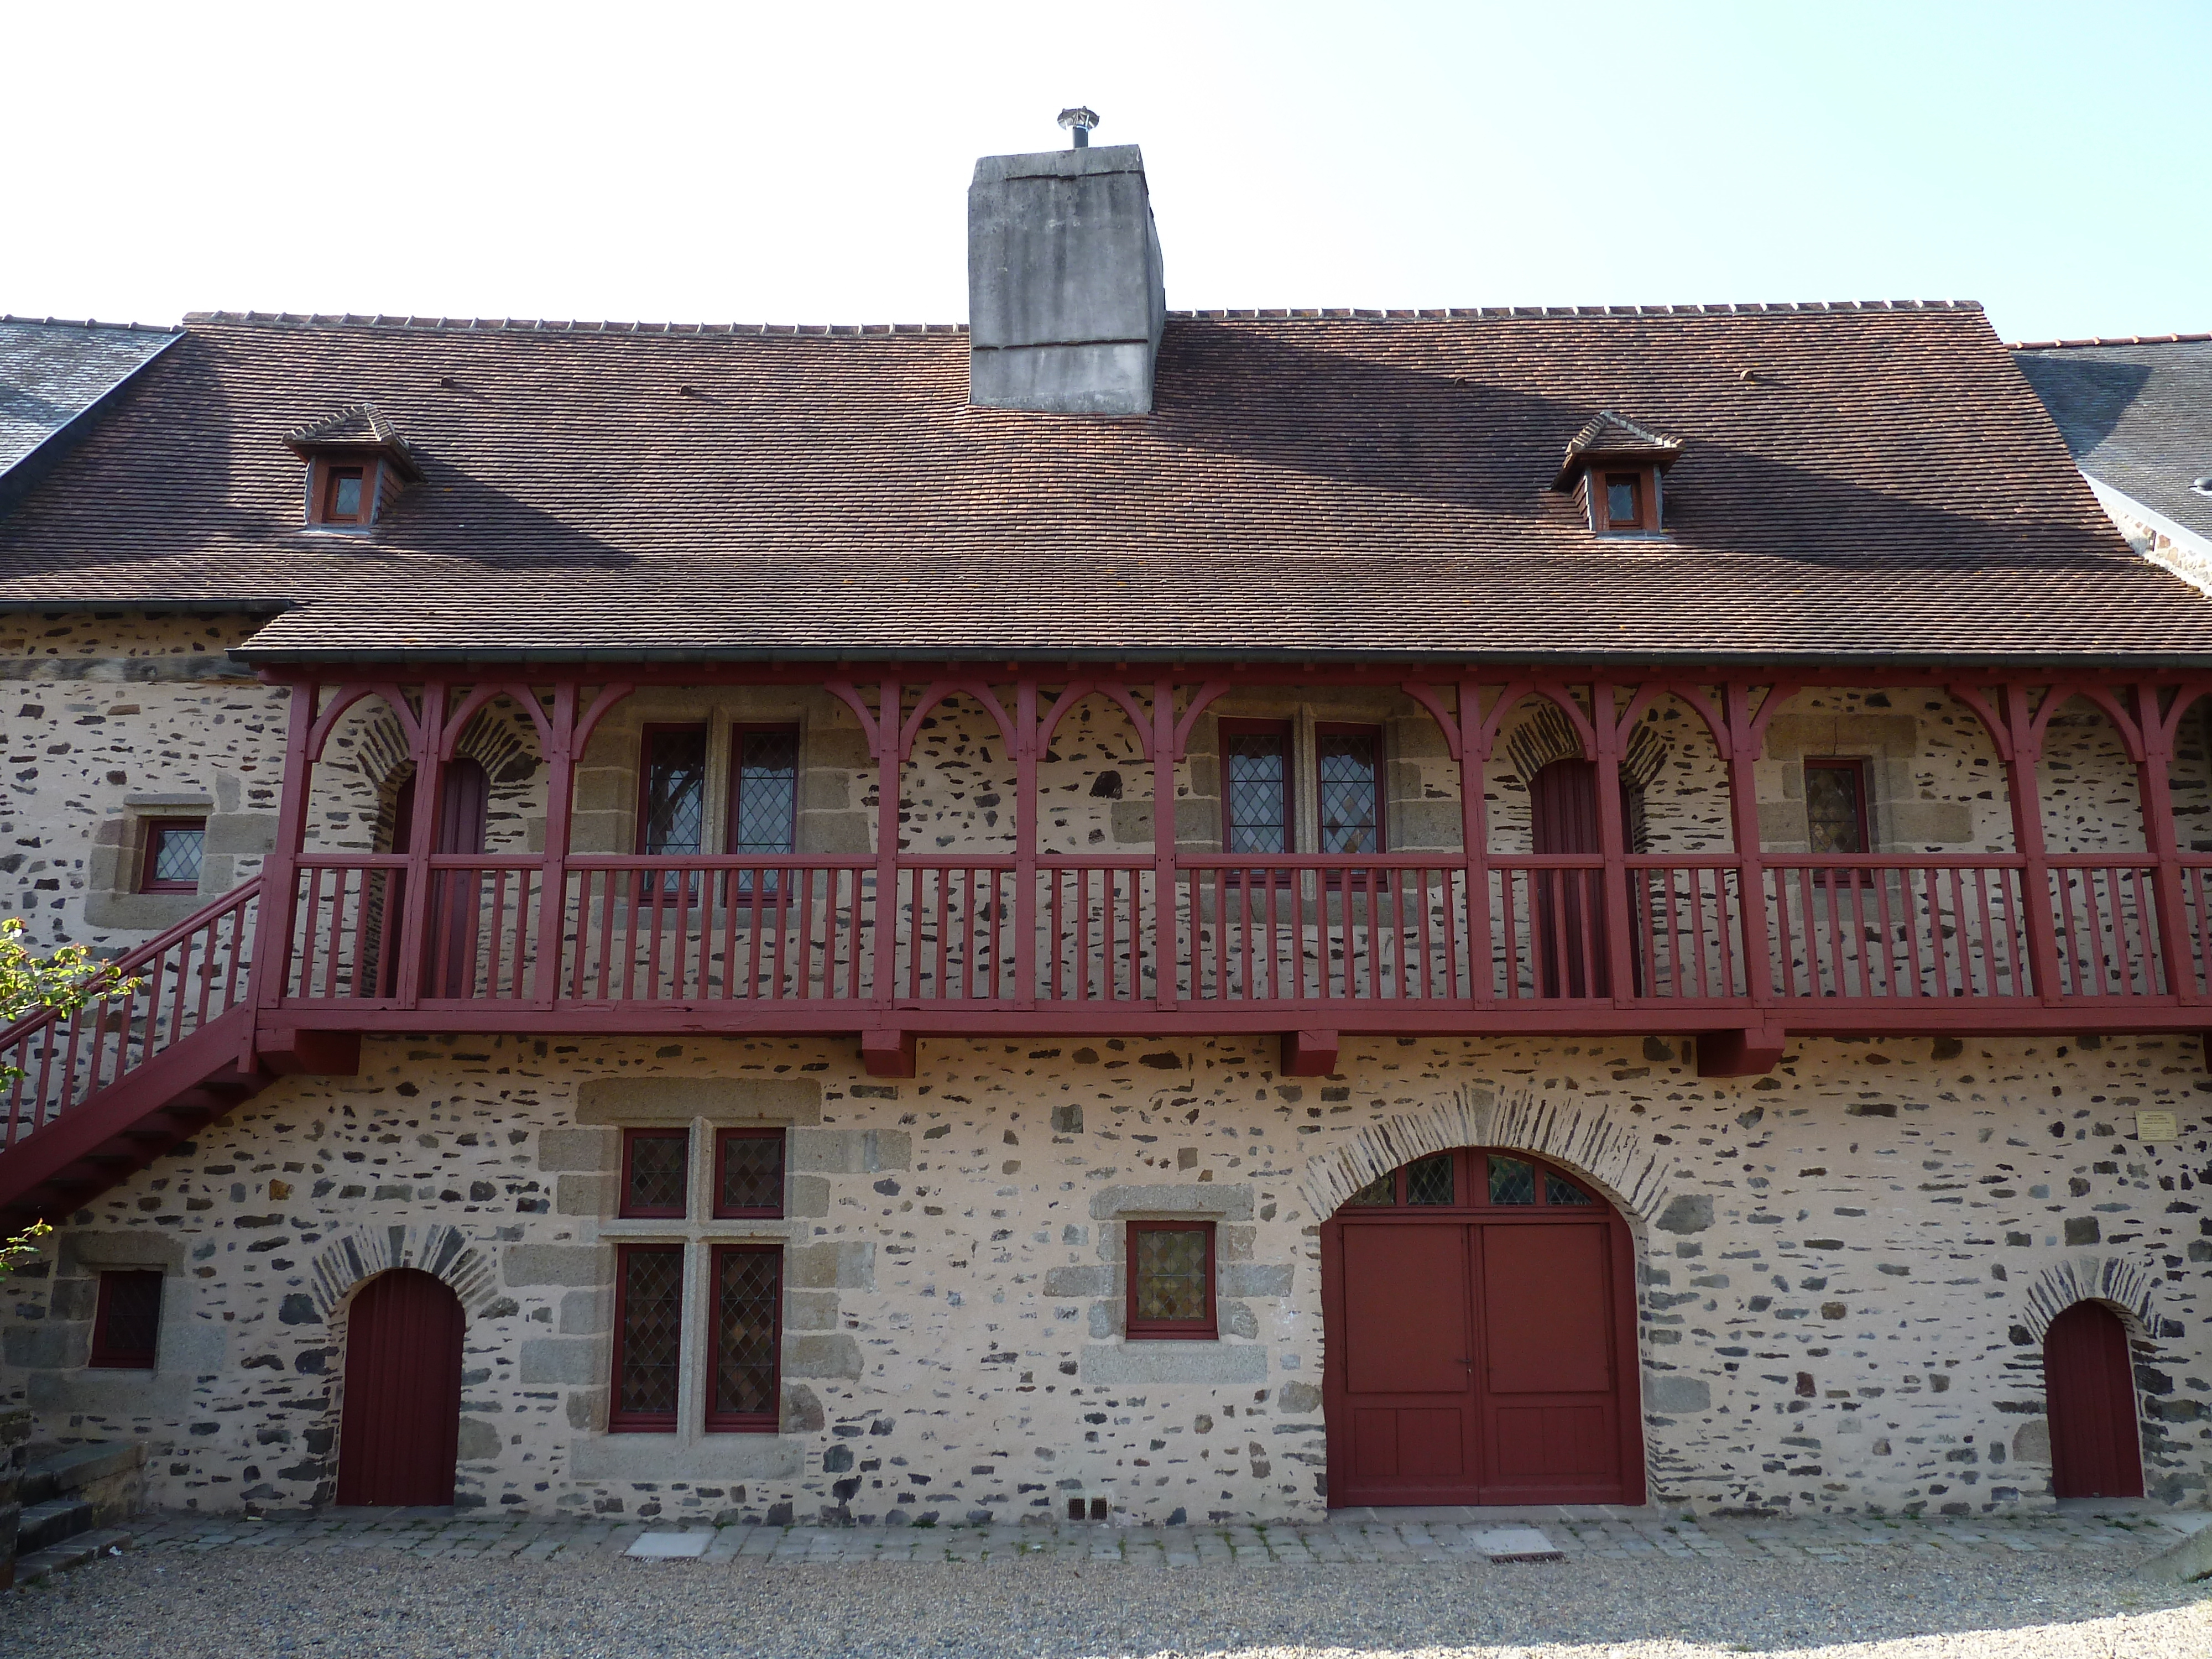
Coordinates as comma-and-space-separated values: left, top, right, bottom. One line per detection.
1590, 464, 1663, 535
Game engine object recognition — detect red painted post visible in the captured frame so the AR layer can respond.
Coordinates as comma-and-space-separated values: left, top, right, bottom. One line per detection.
1724, 681, 1779, 1008
2002, 683, 2065, 1004
1591, 679, 1639, 1006
1152, 680, 1178, 1010
1015, 678, 1039, 1010
2132, 682, 2197, 1002
393, 682, 447, 1008
244, 680, 319, 1060
1457, 678, 1493, 1006
874, 678, 901, 1022
532, 681, 577, 1008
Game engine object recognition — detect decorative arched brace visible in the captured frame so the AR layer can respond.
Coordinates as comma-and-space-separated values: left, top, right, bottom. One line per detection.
2016, 1255, 2163, 1348
1399, 682, 1467, 760
822, 681, 883, 757
568, 682, 637, 759
2028, 683, 2147, 765
1036, 681, 1155, 761
440, 682, 555, 761
899, 679, 1018, 760
2141, 679, 2212, 759
1614, 681, 1731, 758
299, 1223, 504, 1322
1944, 683, 2017, 762
1298, 1084, 1673, 1225
306, 683, 422, 764
1169, 681, 1232, 763
1479, 679, 1598, 763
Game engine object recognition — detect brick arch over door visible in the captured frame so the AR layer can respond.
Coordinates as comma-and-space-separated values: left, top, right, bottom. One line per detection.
301, 1224, 502, 1323
2015, 1256, 2161, 1347
1298, 1085, 1671, 1224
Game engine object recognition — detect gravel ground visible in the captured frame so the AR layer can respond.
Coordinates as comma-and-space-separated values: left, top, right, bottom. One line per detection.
7, 1547, 2210, 1659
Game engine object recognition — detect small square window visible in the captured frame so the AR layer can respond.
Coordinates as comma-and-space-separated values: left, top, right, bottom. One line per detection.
619, 1128, 690, 1218
90, 1269, 164, 1369
1604, 472, 1642, 529
1125, 1220, 1216, 1339
714, 1128, 785, 1219
321, 465, 367, 525
141, 817, 205, 894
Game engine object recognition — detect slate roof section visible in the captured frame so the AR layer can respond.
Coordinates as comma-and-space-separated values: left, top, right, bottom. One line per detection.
0, 317, 179, 506
2012, 336, 2212, 547
1, 304, 2208, 666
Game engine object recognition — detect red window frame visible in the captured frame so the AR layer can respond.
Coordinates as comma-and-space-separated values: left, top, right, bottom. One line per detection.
618, 1127, 690, 1219
89, 1269, 164, 1369
727, 723, 800, 899
637, 724, 709, 857
1219, 718, 1293, 886
608, 1241, 685, 1432
1338, 1149, 1599, 1212
1601, 470, 1645, 531
1315, 722, 1386, 890
139, 817, 206, 894
1804, 756, 1873, 885
703, 1243, 782, 1434
713, 1127, 786, 1219
1125, 1219, 1218, 1340
316, 462, 370, 526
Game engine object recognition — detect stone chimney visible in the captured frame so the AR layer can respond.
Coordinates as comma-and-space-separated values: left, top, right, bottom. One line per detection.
967, 143, 1165, 415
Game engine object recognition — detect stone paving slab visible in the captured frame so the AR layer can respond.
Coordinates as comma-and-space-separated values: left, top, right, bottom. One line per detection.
107, 1505, 2207, 1570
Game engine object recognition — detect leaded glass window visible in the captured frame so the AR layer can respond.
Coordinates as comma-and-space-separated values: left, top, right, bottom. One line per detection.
1346, 1172, 1396, 1206
1128, 1222, 1215, 1337
707, 1246, 781, 1430
1804, 758, 1869, 857
1405, 1152, 1454, 1205
1317, 728, 1383, 855
621, 1128, 688, 1218
715, 1128, 784, 1218
1487, 1155, 1536, 1205
1545, 1170, 1595, 1206
89, 1270, 163, 1369
1222, 725, 1290, 855
731, 729, 799, 855
613, 1245, 684, 1427
641, 727, 707, 855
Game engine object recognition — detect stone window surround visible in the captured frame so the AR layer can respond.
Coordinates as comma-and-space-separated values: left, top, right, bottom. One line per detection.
84, 785, 277, 931
1187, 695, 1457, 856
1755, 707, 1979, 855
9, 1232, 223, 1416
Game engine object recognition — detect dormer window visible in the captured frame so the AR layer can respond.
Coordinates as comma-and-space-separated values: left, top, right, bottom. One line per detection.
1553, 410, 1682, 539
285, 403, 422, 534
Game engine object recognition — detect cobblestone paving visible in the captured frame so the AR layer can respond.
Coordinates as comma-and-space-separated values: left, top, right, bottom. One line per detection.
116, 1503, 2205, 1568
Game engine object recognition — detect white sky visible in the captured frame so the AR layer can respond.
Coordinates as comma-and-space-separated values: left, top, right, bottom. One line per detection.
7, 0, 2204, 343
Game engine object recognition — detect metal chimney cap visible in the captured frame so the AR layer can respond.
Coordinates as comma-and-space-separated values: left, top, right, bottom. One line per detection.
1057, 106, 1100, 147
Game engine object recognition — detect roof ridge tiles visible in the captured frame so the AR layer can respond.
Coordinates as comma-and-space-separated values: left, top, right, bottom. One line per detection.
2010, 331, 2212, 350
1, 315, 183, 334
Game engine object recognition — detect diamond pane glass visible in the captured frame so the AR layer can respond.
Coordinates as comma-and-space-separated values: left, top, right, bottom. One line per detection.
1346, 1172, 1396, 1206
617, 1248, 684, 1417
1317, 732, 1380, 855
717, 1131, 784, 1216
1606, 477, 1637, 524
713, 1249, 780, 1420
623, 1131, 688, 1216
1133, 1227, 1209, 1322
1225, 734, 1288, 854
96, 1271, 163, 1364
733, 732, 799, 855
1488, 1156, 1536, 1205
1405, 1152, 1454, 1206
151, 825, 203, 885
1805, 763, 1865, 855
645, 729, 707, 855
1545, 1171, 1594, 1206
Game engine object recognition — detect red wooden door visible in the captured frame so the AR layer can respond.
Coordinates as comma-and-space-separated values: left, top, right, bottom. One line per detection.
2044, 1301, 2142, 1499
1323, 1149, 1643, 1507
1528, 759, 1609, 998
398, 759, 489, 998
336, 1269, 464, 1507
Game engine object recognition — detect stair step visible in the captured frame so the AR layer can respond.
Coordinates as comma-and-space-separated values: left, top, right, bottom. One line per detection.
15, 1497, 95, 1553
9, 1528, 134, 1588
20, 1439, 148, 1505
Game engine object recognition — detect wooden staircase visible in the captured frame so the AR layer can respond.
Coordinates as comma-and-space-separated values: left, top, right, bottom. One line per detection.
0, 881, 264, 1233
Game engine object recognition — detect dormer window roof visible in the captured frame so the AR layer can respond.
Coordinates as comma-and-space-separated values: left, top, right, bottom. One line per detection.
284, 403, 421, 532
1552, 411, 1683, 536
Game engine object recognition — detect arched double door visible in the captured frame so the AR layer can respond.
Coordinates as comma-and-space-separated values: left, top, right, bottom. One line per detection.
1321, 1147, 1644, 1507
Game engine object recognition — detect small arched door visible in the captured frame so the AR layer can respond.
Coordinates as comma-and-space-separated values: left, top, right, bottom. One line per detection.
335, 1269, 465, 1507
1528, 759, 1638, 998
2044, 1301, 2143, 1499
1321, 1147, 1644, 1507
392, 758, 490, 998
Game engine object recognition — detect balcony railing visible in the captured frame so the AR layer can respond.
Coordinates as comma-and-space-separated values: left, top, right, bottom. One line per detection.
268, 849, 2212, 1029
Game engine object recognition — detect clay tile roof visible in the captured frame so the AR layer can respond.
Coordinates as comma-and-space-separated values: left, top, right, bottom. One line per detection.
1555, 411, 1686, 488
2, 303, 2209, 667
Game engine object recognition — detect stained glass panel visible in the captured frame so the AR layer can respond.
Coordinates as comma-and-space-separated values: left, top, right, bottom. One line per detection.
644, 728, 707, 855
1346, 1172, 1395, 1206
1405, 1152, 1454, 1206
616, 1246, 684, 1418
1488, 1156, 1536, 1205
623, 1130, 688, 1216
1805, 761, 1866, 857
1545, 1171, 1595, 1206
712, 1248, 780, 1423
1133, 1226, 1209, 1323
1317, 731, 1381, 855
716, 1130, 784, 1217
1225, 733, 1289, 855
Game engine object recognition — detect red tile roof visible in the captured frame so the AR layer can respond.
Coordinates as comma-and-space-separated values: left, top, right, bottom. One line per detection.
2, 303, 2207, 667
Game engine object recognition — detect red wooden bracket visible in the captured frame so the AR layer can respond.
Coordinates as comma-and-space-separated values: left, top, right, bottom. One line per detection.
1695, 1026, 1786, 1078
860, 1029, 917, 1079
1281, 1029, 1340, 1077
257, 1029, 363, 1077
